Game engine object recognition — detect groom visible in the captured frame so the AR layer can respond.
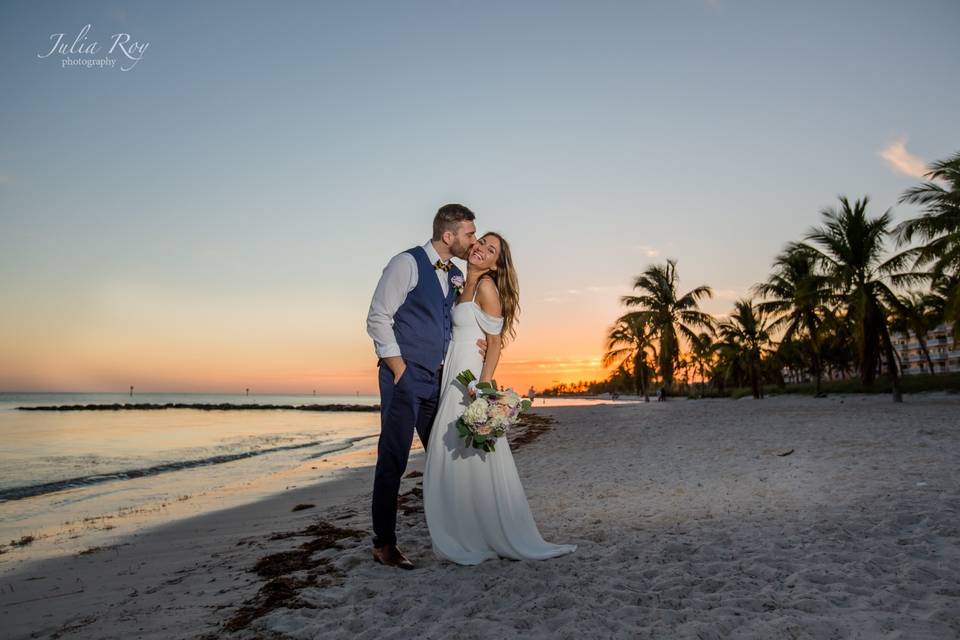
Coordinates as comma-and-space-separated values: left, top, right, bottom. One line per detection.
365, 203, 479, 569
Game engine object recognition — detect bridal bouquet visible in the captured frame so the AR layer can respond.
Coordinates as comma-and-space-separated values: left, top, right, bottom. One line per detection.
455, 370, 532, 452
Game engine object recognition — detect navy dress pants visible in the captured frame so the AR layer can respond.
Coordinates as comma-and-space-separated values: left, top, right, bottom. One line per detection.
372, 360, 441, 548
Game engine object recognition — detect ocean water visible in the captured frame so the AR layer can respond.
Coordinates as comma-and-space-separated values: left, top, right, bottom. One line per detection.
0, 393, 380, 498
0, 391, 379, 409
0, 392, 383, 568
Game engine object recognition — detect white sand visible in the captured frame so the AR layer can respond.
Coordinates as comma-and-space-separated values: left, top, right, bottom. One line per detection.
3, 393, 959, 639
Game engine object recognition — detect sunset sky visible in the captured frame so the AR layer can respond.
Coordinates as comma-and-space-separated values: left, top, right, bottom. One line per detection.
1, 1, 958, 394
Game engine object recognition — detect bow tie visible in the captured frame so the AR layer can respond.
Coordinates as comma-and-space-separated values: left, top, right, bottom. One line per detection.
433, 259, 451, 272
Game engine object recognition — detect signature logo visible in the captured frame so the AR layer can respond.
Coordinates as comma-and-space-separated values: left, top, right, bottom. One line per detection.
38, 24, 149, 71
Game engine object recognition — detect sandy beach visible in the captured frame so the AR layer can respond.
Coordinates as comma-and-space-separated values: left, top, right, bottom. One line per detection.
2, 393, 958, 639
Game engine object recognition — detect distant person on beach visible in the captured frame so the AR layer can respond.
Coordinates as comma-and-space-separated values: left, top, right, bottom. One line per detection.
527, 386, 536, 403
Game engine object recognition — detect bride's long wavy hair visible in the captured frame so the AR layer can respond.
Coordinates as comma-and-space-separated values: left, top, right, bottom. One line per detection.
481, 232, 520, 346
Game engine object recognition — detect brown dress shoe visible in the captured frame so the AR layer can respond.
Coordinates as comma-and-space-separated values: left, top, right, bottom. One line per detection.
372, 544, 415, 570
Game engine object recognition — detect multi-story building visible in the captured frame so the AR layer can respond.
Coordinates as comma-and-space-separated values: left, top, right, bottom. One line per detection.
892, 323, 960, 375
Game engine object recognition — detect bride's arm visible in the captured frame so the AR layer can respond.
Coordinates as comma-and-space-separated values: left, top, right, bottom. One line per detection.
475, 278, 503, 385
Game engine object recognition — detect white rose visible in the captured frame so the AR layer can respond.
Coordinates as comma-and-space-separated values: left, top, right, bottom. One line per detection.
463, 397, 489, 426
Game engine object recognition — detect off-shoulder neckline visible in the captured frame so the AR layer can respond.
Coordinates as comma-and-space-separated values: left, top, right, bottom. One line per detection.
454, 300, 504, 321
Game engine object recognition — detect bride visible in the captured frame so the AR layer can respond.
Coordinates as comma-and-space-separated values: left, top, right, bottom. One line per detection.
423, 232, 577, 565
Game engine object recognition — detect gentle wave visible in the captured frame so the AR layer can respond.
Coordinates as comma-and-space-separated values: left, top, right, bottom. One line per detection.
0, 434, 377, 502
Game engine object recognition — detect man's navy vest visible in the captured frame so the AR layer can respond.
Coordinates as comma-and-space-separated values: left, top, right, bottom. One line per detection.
392, 246, 461, 371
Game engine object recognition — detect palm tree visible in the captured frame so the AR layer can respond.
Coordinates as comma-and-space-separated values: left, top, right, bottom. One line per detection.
819, 307, 857, 380
889, 291, 938, 374
923, 272, 960, 348
775, 336, 810, 384
676, 354, 692, 394
716, 298, 776, 399
895, 150, 960, 342
607, 363, 633, 394
687, 331, 717, 398
753, 242, 832, 396
803, 196, 906, 402
620, 259, 714, 391
712, 339, 743, 392
603, 314, 657, 401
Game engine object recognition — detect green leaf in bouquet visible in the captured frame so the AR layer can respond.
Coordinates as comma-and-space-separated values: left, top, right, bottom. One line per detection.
464, 435, 473, 448
476, 381, 495, 392
520, 399, 532, 412
487, 441, 496, 452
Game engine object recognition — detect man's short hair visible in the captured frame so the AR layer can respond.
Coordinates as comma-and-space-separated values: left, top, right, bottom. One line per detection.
432, 203, 476, 241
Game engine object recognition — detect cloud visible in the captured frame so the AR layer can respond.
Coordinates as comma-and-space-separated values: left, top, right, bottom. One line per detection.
880, 139, 928, 178
636, 244, 660, 258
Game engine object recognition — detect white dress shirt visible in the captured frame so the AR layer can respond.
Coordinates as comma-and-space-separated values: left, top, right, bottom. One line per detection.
366, 240, 452, 359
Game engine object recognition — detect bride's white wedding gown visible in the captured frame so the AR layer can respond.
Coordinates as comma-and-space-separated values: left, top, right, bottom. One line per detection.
423, 295, 577, 565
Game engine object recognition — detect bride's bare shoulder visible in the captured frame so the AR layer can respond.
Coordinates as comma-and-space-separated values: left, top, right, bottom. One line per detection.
475, 277, 502, 316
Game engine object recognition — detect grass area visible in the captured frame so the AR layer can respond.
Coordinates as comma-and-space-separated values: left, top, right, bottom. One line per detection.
689, 372, 960, 399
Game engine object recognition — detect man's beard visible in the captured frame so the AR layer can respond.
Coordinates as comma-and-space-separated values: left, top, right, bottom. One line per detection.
450, 239, 472, 260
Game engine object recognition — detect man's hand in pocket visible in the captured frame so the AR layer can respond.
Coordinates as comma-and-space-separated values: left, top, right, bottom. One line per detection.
384, 356, 406, 384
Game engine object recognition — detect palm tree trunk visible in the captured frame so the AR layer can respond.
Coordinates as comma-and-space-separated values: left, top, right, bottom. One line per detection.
660, 328, 677, 390
917, 336, 935, 375
808, 329, 823, 396
879, 324, 903, 403
859, 294, 882, 386
633, 353, 642, 396
640, 358, 649, 402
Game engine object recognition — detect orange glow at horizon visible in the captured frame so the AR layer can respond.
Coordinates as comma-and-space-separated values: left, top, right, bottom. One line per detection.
0, 269, 740, 396
0, 345, 609, 396
0, 287, 615, 396
0, 330, 610, 395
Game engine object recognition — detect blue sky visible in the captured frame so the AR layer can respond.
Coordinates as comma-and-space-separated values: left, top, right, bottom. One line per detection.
1, 0, 958, 392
